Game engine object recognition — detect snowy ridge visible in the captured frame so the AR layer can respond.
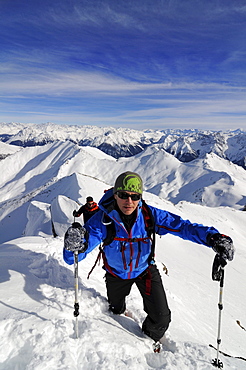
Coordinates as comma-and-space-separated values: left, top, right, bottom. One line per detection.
0, 141, 20, 160
0, 122, 246, 169
0, 139, 246, 369
1, 141, 245, 231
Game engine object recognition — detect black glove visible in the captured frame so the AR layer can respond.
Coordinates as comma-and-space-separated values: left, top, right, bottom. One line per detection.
64, 222, 88, 252
73, 210, 79, 217
207, 233, 235, 261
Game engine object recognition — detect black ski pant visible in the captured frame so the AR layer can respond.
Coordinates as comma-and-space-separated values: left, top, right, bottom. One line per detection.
105, 264, 171, 342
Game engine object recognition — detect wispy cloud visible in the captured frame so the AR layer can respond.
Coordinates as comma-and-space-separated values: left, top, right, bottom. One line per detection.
1, 66, 245, 95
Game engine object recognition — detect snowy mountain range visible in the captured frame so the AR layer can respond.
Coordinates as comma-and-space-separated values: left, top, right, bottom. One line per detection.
1, 122, 246, 169
0, 136, 246, 369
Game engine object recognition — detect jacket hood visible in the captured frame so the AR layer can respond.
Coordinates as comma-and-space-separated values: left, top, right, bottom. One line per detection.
98, 188, 114, 211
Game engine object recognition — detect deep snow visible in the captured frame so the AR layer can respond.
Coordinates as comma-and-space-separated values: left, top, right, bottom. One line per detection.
0, 141, 246, 369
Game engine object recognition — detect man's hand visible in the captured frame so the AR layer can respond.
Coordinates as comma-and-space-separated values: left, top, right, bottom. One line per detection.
73, 210, 79, 217
64, 222, 88, 253
208, 233, 235, 261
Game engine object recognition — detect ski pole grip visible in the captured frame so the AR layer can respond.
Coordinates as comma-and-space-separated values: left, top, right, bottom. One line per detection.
212, 254, 227, 281
74, 302, 79, 317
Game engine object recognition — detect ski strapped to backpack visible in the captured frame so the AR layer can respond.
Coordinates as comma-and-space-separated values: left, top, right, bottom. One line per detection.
87, 199, 156, 279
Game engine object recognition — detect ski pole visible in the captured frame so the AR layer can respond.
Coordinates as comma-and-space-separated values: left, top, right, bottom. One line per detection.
64, 216, 86, 339
212, 255, 227, 368
73, 213, 79, 338
73, 250, 79, 338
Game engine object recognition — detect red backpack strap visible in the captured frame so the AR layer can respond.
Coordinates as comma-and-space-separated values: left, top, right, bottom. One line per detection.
141, 200, 155, 235
141, 200, 156, 264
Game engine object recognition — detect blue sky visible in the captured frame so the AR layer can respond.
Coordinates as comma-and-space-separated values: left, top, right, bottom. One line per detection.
0, 0, 246, 130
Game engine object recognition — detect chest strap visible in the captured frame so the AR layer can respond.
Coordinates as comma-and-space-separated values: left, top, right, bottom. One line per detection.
114, 236, 150, 243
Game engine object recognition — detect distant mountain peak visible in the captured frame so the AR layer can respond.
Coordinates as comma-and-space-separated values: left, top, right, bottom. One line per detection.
0, 122, 246, 169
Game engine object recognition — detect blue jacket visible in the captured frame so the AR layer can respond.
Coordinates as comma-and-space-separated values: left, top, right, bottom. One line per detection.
63, 189, 219, 279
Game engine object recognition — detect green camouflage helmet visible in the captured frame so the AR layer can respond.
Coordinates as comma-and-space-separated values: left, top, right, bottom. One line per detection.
113, 171, 143, 194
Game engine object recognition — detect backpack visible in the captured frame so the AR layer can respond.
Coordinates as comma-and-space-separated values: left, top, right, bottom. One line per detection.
87, 200, 156, 278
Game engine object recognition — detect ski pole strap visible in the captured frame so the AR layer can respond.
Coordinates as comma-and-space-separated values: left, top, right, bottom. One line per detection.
87, 248, 103, 279
87, 247, 118, 279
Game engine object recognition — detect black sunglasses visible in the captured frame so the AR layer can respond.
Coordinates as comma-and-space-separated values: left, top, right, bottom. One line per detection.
117, 192, 141, 201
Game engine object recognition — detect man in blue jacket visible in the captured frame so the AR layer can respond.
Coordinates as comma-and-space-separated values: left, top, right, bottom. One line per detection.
63, 171, 234, 346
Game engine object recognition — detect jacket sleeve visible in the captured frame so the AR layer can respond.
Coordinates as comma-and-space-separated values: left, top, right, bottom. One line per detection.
63, 248, 77, 265
76, 205, 85, 217
150, 205, 219, 246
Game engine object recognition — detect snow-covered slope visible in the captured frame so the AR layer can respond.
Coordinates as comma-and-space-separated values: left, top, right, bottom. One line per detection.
0, 183, 246, 369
